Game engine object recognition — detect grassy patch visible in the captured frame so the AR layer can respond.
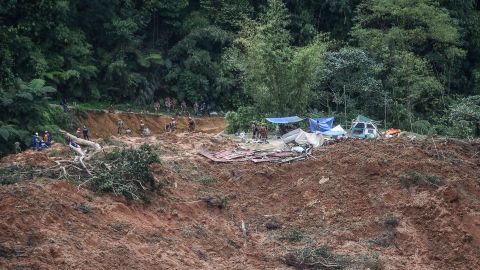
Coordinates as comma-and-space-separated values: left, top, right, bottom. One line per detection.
0, 165, 34, 185
201, 194, 228, 209
279, 229, 304, 242
197, 175, 217, 186
75, 202, 92, 214
400, 171, 443, 188
284, 245, 381, 269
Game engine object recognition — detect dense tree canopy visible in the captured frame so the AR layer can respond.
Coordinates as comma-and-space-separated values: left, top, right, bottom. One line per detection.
1, 0, 480, 154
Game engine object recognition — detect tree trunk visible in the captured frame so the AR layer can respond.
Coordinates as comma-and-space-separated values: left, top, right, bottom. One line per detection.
60, 129, 101, 150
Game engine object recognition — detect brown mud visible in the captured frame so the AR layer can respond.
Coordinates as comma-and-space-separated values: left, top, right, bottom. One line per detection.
79, 111, 226, 138
1, 114, 480, 269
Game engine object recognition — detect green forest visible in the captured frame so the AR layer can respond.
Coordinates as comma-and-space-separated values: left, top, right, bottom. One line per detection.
1, 0, 480, 154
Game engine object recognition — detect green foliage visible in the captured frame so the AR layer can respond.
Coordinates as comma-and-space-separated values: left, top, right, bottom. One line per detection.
0, 78, 72, 156
1, 0, 480, 138
231, 0, 328, 115
0, 165, 34, 185
279, 229, 304, 242
400, 171, 443, 188
91, 144, 160, 203
316, 47, 383, 117
197, 175, 217, 186
284, 244, 382, 269
225, 106, 259, 134
351, 0, 465, 130
449, 95, 480, 123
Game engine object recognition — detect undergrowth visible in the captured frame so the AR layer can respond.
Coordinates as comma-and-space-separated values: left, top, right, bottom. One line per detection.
284, 244, 381, 269
201, 194, 229, 209
400, 171, 443, 188
0, 165, 34, 185
197, 175, 217, 186
91, 144, 160, 203
279, 229, 305, 242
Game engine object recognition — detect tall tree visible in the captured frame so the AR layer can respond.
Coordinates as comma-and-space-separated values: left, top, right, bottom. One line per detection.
351, 0, 465, 128
231, 0, 328, 115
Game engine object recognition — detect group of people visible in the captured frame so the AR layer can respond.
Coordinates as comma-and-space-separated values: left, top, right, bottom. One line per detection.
107, 98, 214, 118
32, 131, 51, 150
76, 126, 90, 140
165, 116, 195, 133
116, 119, 134, 136
251, 122, 268, 143
116, 117, 195, 136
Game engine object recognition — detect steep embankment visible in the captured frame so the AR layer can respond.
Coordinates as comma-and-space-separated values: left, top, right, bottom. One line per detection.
1, 133, 479, 269
79, 111, 226, 138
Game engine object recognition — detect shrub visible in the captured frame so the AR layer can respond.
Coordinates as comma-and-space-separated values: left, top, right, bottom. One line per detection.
400, 171, 443, 188
201, 195, 228, 209
284, 245, 381, 270
384, 216, 399, 228
279, 229, 304, 242
197, 175, 217, 186
75, 203, 92, 214
0, 165, 34, 185
91, 144, 160, 203
225, 106, 260, 134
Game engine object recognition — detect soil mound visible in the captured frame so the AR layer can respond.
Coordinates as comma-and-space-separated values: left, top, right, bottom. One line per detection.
1, 134, 479, 269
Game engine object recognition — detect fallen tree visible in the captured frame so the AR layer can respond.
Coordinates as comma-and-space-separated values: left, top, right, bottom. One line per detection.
0, 143, 162, 203
59, 129, 101, 150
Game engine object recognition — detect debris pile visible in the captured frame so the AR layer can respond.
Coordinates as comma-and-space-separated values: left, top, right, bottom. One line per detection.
198, 149, 302, 163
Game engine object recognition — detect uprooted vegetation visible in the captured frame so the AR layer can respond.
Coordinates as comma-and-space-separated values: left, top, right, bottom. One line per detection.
197, 175, 217, 186
399, 171, 443, 188
0, 144, 162, 203
0, 164, 34, 185
284, 245, 382, 270
90, 144, 161, 202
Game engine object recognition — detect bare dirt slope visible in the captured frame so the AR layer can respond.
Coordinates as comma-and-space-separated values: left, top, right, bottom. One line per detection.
1, 119, 480, 269
80, 111, 225, 138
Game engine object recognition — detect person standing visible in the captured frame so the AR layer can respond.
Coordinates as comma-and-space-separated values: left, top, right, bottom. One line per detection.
187, 117, 195, 132
139, 120, 145, 136
82, 125, 90, 140
193, 101, 199, 116
251, 122, 258, 140
165, 97, 171, 113
32, 132, 40, 150
180, 101, 187, 115
76, 127, 81, 138
43, 131, 51, 146
117, 119, 124, 135
14, 142, 21, 153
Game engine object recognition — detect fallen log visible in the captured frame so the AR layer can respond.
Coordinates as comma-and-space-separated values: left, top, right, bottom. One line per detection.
60, 129, 101, 150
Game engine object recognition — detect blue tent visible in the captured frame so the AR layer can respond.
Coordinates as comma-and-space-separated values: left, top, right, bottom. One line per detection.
265, 116, 304, 124
309, 117, 334, 132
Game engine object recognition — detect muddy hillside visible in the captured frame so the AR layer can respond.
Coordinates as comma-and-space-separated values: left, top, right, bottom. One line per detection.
0, 115, 480, 269
79, 111, 226, 138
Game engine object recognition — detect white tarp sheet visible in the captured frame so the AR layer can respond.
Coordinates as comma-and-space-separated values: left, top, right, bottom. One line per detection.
282, 128, 324, 147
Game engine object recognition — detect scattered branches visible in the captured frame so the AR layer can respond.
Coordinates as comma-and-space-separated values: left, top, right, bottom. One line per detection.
284, 244, 381, 270
90, 144, 160, 203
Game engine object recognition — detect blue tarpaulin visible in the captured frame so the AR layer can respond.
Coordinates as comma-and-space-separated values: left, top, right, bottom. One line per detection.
309, 117, 334, 132
265, 116, 304, 124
